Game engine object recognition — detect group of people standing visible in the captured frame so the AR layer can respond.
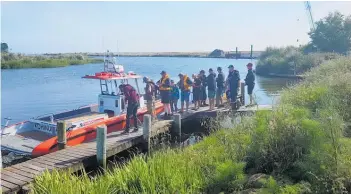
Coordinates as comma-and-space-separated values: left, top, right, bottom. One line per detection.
121, 62, 256, 132
143, 62, 256, 119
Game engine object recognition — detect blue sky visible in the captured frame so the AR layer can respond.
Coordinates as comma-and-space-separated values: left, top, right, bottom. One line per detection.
1, 1, 351, 54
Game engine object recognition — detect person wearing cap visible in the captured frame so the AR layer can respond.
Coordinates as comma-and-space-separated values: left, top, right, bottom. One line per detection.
158, 71, 172, 118
177, 73, 193, 113
216, 67, 225, 107
199, 70, 208, 107
143, 77, 157, 121
226, 64, 240, 110
244, 63, 256, 105
207, 68, 216, 110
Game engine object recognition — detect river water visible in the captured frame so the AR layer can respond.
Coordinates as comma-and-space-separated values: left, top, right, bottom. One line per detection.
1, 57, 297, 124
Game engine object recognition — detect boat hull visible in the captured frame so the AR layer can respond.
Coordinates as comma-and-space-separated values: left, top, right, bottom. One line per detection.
1, 101, 164, 157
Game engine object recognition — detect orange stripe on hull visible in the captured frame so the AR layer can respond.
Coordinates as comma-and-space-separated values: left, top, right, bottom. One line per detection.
32, 102, 164, 157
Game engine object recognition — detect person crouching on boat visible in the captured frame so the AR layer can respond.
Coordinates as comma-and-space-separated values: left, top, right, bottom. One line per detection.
119, 84, 140, 133
158, 71, 172, 119
143, 77, 157, 121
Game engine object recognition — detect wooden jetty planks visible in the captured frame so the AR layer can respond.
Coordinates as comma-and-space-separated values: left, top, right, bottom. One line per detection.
1, 179, 20, 192
1, 175, 27, 187
1, 170, 33, 183
3, 167, 37, 179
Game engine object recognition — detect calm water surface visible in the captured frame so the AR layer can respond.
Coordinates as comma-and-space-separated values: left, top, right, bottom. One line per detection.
1, 57, 297, 124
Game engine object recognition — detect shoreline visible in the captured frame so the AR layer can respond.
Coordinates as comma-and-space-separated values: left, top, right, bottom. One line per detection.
1, 54, 103, 69
46, 51, 262, 59
255, 72, 305, 79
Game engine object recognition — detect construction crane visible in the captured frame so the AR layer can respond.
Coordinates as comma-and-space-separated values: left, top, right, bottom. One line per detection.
304, 1, 316, 31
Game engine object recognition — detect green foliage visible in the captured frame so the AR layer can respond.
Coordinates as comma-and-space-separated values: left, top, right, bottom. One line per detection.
255, 46, 338, 76
1, 53, 102, 69
309, 11, 351, 54
31, 127, 252, 194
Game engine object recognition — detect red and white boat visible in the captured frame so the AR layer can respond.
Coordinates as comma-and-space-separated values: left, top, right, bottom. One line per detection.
1, 51, 164, 157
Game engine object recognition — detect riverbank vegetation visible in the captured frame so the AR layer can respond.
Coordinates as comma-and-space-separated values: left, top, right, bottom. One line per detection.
30, 55, 351, 193
1, 52, 103, 69
256, 11, 351, 76
255, 47, 339, 76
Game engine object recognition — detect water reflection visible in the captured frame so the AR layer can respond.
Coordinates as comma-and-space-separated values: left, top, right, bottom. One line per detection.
252, 75, 300, 105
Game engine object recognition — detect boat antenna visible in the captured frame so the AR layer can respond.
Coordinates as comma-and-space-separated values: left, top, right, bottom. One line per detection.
117, 40, 120, 58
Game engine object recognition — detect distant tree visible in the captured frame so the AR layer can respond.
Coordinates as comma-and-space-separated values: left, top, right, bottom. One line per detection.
1, 43, 9, 53
309, 11, 351, 54
208, 49, 225, 58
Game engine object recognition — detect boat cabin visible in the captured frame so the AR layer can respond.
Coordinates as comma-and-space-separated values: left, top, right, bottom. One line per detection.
82, 54, 145, 118
82, 72, 145, 117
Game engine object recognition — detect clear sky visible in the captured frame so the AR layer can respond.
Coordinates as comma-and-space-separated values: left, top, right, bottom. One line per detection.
1, 1, 351, 54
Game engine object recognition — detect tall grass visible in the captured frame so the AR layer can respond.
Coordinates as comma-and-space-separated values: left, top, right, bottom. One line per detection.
30, 56, 351, 193
1, 53, 102, 69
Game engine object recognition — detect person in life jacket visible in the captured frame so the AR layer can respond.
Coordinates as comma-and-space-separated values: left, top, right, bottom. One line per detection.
158, 71, 172, 119
244, 63, 256, 105
119, 84, 140, 133
177, 73, 193, 113
143, 77, 157, 121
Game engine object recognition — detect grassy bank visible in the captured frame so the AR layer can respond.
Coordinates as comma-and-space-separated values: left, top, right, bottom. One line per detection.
1, 53, 103, 69
30, 56, 351, 193
255, 47, 340, 76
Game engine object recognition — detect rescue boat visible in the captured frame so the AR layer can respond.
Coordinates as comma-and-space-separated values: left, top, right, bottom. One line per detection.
1, 51, 164, 157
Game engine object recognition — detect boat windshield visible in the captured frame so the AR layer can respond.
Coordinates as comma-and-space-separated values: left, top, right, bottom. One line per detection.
102, 78, 144, 96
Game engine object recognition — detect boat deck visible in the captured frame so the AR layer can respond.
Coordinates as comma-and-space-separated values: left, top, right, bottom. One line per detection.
17, 131, 54, 142
55, 112, 106, 124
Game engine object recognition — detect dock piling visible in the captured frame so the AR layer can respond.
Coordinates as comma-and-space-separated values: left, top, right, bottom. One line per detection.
172, 114, 181, 141
240, 82, 245, 106
57, 121, 67, 150
96, 125, 107, 169
143, 114, 152, 152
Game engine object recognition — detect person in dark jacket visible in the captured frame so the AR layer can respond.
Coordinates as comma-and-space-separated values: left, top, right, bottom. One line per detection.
158, 71, 172, 119
216, 67, 225, 107
207, 68, 216, 110
226, 64, 240, 110
199, 70, 208, 106
245, 63, 256, 105
119, 84, 140, 133
192, 74, 202, 110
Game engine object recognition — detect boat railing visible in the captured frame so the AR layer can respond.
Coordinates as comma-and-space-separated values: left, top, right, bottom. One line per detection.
1, 117, 12, 128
